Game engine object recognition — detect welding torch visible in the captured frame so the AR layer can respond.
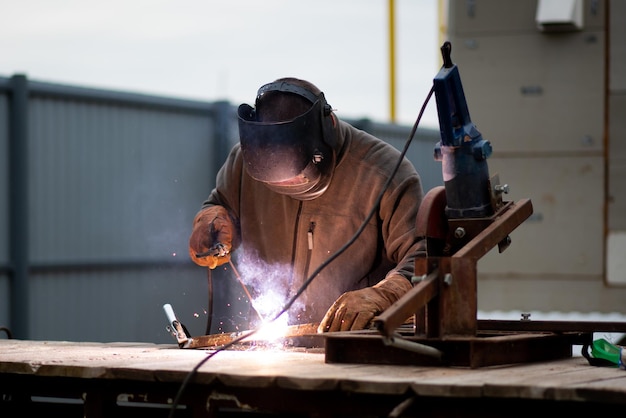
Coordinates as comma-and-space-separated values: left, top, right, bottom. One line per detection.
195, 243, 229, 259
195, 215, 231, 260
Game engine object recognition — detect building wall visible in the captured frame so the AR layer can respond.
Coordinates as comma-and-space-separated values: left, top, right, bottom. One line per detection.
607, 0, 626, 284
446, 0, 626, 314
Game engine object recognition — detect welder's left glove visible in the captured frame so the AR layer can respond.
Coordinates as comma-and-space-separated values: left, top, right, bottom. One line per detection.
318, 274, 412, 332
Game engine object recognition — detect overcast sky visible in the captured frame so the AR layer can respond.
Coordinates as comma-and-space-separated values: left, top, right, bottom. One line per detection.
2, 0, 441, 127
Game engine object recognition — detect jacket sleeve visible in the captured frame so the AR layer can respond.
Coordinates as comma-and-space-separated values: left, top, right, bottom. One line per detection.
199, 144, 245, 250
380, 155, 426, 283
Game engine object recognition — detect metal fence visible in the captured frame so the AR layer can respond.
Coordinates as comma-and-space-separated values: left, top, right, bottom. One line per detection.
0, 74, 441, 344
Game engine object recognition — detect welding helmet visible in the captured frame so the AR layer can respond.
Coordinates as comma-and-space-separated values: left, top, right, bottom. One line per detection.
237, 80, 338, 200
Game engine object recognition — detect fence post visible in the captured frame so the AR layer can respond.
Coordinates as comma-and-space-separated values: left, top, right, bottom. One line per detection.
9, 74, 29, 339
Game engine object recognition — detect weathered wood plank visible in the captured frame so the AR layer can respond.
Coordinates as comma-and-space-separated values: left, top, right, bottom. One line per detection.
1, 339, 624, 407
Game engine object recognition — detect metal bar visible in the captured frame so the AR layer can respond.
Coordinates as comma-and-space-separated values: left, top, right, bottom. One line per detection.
227, 260, 265, 323
388, 0, 396, 122
324, 331, 588, 368
183, 323, 321, 349
324, 331, 444, 366
8, 74, 29, 339
466, 332, 586, 368
382, 334, 443, 360
441, 256, 477, 336
454, 198, 534, 260
212, 100, 235, 179
478, 319, 626, 333
26, 259, 194, 273
373, 269, 439, 338
0, 75, 219, 115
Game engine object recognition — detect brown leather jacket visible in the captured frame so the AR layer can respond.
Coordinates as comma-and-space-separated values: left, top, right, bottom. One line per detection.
200, 119, 424, 324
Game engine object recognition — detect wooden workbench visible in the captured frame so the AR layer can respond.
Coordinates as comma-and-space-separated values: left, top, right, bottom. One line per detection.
0, 338, 625, 417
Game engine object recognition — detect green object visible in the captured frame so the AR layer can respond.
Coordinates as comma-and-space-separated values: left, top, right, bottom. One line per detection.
592, 338, 623, 367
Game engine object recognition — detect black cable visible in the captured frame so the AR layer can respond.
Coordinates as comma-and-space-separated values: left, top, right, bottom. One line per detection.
0, 327, 12, 339
205, 267, 213, 335
168, 86, 435, 418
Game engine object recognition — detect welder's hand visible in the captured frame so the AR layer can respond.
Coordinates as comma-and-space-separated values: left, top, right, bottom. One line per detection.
318, 274, 412, 333
188, 205, 234, 269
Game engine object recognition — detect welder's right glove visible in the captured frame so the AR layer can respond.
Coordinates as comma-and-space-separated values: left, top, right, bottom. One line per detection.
188, 205, 234, 269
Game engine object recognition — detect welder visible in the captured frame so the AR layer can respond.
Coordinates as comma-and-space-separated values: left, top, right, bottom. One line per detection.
188, 77, 425, 332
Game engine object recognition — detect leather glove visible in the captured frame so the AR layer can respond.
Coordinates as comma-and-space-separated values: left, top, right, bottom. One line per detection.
188, 206, 234, 269
318, 274, 412, 332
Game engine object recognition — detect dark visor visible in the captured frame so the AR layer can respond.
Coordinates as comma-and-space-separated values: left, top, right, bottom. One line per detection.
238, 99, 325, 183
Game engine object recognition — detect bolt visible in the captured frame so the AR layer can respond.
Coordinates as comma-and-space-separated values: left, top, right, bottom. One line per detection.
472, 139, 493, 160
494, 184, 509, 194
581, 135, 594, 147
433, 144, 443, 161
454, 227, 466, 239
411, 274, 426, 284
312, 149, 324, 164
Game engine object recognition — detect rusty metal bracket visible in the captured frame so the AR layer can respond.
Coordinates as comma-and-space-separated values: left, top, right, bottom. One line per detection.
324, 187, 626, 367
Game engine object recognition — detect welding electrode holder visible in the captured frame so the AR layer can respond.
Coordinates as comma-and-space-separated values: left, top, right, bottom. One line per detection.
195, 242, 229, 259
194, 214, 230, 259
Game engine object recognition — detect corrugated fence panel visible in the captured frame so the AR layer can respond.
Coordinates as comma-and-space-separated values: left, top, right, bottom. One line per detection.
28, 98, 215, 262
25, 94, 224, 342
30, 266, 211, 343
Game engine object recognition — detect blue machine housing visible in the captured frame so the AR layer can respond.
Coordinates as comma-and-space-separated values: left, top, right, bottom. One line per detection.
433, 42, 494, 219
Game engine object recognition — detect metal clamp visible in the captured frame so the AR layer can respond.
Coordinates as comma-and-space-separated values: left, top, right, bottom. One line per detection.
163, 303, 191, 347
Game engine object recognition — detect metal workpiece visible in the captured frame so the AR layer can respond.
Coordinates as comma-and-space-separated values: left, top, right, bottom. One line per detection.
163, 301, 322, 349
